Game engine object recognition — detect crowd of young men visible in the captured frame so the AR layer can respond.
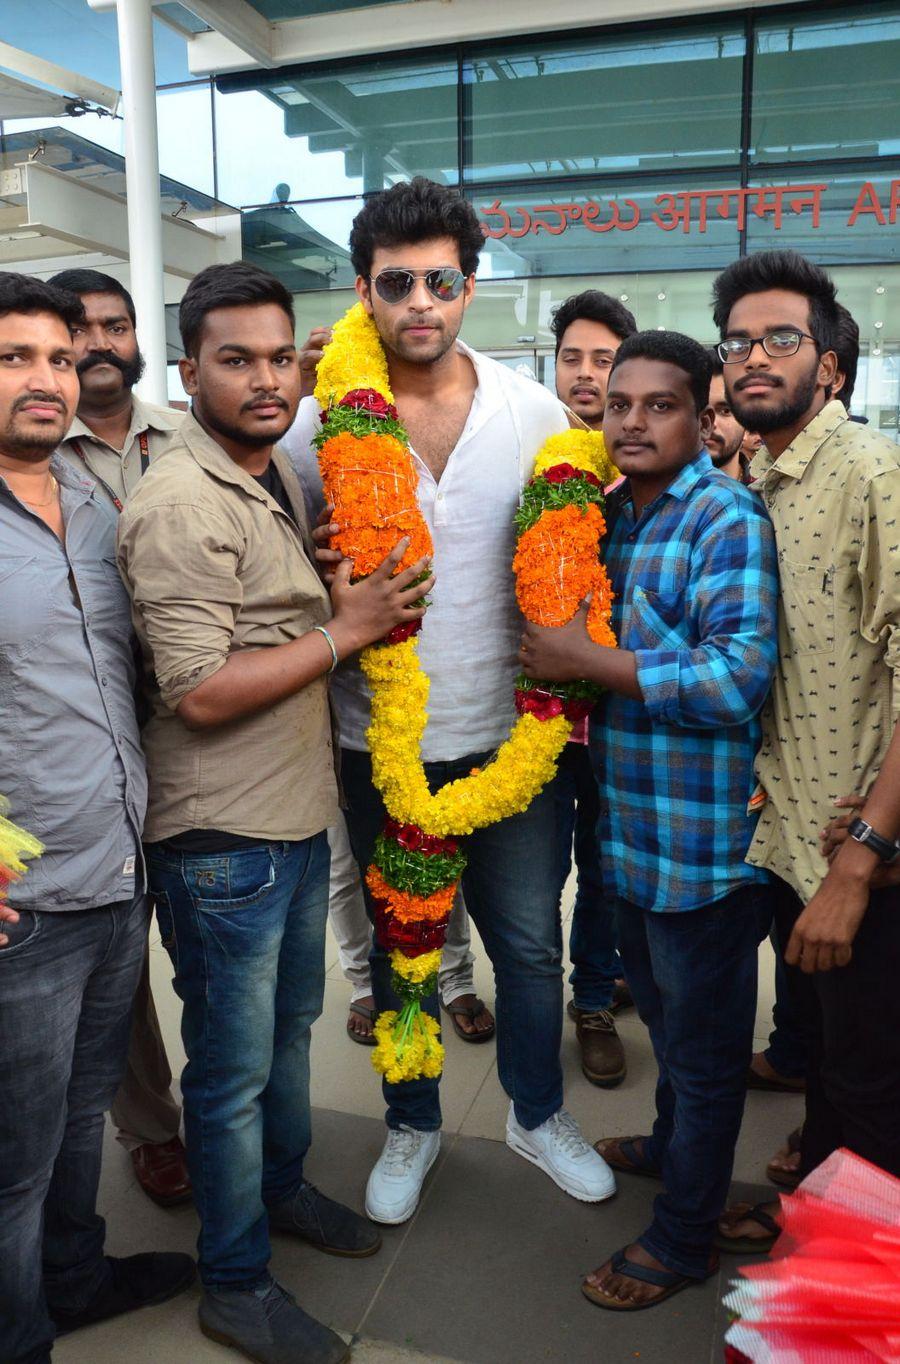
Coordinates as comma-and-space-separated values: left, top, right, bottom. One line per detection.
1, 175, 898, 1363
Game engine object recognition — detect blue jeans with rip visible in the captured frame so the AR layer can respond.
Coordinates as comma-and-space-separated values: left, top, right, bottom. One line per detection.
615, 883, 765, 1279
341, 747, 565, 1134
552, 742, 621, 1012
147, 835, 330, 1289
0, 895, 148, 1364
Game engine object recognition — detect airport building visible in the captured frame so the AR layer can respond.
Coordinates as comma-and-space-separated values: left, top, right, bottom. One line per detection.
2, 0, 898, 433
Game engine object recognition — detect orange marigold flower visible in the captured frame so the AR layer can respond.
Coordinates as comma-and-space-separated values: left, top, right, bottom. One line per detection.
513, 503, 609, 627
366, 866, 456, 925
318, 431, 433, 576
587, 563, 617, 646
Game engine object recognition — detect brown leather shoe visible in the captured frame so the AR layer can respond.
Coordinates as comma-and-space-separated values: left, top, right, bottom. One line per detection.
131, 1137, 192, 1207
574, 1009, 626, 1088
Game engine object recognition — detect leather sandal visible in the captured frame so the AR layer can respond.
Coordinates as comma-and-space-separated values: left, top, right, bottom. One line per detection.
593, 1135, 662, 1180
766, 1126, 803, 1190
715, 1201, 781, 1255
582, 1247, 708, 1312
346, 1001, 377, 1047
440, 996, 495, 1043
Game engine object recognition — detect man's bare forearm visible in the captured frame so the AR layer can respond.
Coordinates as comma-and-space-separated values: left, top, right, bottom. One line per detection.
176, 628, 341, 730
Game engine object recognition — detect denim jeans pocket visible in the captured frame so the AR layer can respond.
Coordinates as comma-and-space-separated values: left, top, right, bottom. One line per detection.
154, 890, 179, 971
188, 847, 277, 912
0, 907, 41, 959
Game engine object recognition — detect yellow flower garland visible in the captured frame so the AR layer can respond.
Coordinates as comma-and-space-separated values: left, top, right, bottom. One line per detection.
315, 303, 616, 1083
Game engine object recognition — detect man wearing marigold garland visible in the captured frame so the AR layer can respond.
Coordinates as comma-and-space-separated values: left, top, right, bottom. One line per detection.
550, 289, 638, 1089
286, 177, 617, 1225
117, 261, 433, 1364
521, 330, 778, 1311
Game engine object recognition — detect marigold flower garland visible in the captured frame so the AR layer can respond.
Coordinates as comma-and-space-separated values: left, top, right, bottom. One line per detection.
315, 303, 616, 1082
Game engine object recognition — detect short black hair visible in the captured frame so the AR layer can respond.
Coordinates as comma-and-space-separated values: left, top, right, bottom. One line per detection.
709, 349, 725, 378
712, 250, 839, 354
833, 302, 859, 410
49, 268, 136, 325
349, 177, 484, 280
609, 330, 713, 413
550, 290, 638, 356
179, 261, 295, 358
0, 270, 85, 332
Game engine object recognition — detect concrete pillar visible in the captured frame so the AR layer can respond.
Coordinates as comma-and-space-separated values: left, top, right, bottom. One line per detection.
115, 0, 168, 405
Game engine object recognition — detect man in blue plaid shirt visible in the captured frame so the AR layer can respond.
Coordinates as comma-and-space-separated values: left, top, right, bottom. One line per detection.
520, 329, 777, 1312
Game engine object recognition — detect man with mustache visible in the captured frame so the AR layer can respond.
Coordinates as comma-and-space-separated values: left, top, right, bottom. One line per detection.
50, 270, 182, 511
117, 261, 432, 1364
48, 268, 189, 1211
0, 271, 196, 1363
712, 251, 900, 1253
705, 353, 749, 482
519, 330, 777, 1309
550, 290, 638, 1088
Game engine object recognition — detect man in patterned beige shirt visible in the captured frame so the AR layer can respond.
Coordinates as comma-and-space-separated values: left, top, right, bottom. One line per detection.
711, 251, 900, 1252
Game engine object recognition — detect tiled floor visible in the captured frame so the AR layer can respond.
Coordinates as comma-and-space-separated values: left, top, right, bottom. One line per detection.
54, 891, 802, 1364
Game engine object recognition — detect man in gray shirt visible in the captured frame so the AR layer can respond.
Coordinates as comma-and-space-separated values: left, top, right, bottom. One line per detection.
0, 272, 194, 1363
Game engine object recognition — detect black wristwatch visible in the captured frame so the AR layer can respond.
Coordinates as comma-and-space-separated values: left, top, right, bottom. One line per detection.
848, 817, 900, 864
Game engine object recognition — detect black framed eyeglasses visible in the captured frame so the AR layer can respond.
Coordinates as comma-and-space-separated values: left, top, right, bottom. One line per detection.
717, 330, 817, 363
371, 267, 467, 305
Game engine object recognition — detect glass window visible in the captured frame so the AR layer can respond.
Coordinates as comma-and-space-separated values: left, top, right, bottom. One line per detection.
745, 172, 900, 264
751, 5, 900, 163
472, 176, 741, 279
464, 24, 745, 183
157, 85, 214, 197
242, 196, 361, 293
215, 56, 459, 207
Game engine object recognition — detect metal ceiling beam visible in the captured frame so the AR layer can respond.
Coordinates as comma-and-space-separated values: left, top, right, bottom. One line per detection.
0, 39, 118, 111
186, 0, 810, 75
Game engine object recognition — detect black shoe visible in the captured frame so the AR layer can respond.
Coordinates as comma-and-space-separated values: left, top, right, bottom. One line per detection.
200, 1278, 349, 1364
51, 1253, 197, 1336
268, 1182, 382, 1257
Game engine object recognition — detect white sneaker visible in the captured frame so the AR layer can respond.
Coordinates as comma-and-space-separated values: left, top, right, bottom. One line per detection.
365, 1125, 441, 1224
506, 1104, 617, 1203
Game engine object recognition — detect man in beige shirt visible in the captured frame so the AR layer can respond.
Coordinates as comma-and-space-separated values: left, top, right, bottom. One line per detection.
117, 260, 432, 1364
49, 268, 189, 1209
711, 250, 900, 1252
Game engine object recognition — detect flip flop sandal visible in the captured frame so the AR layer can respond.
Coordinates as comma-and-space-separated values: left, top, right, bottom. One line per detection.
714, 1202, 781, 1255
766, 1126, 803, 1190
346, 1002, 377, 1047
593, 1135, 662, 1180
581, 1247, 702, 1312
441, 997, 495, 1043
746, 1063, 805, 1093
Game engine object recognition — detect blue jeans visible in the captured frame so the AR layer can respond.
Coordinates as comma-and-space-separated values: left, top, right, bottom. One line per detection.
147, 836, 330, 1289
615, 884, 764, 1279
0, 895, 148, 1364
341, 747, 565, 1133
552, 743, 621, 1012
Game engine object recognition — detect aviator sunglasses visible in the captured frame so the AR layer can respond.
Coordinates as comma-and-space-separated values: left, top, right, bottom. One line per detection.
371, 266, 467, 305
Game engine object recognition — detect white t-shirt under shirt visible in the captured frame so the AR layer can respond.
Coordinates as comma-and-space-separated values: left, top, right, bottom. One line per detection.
282, 341, 569, 762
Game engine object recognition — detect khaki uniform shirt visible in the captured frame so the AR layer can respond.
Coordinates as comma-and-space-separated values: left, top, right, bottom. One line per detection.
747, 400, 900, 901
58, 394, 183, 509
116, 412, 339, 844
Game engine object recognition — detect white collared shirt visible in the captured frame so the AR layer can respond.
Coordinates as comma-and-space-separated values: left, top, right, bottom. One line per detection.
282, 342, 569, 760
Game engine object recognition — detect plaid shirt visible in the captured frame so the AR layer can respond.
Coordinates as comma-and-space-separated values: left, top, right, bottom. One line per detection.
591, 450, 778, 912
